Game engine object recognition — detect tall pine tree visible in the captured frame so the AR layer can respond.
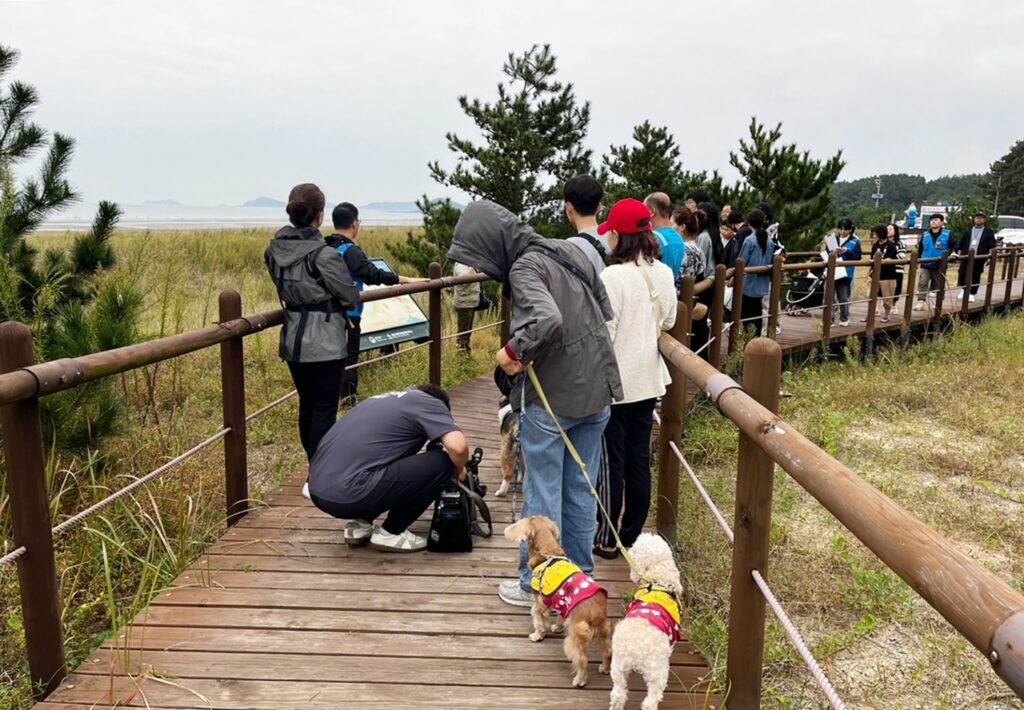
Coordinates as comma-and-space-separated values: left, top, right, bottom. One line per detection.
729, 117, 845, 248
427, 44, 591, 235
600, 121, 703, 205
0, 44, 141, 449
987, 138, 1024, 215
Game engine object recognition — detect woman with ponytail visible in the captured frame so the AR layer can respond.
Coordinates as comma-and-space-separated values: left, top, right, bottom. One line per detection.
736, 208, 774, 336
265, 184, 359, 495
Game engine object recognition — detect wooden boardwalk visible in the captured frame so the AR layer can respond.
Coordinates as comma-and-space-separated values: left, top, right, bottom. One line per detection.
37, 376, 722, 709
33, 274, 1023, 710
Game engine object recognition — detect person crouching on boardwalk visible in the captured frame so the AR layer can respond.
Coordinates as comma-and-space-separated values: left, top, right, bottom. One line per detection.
447, 200, 622, 607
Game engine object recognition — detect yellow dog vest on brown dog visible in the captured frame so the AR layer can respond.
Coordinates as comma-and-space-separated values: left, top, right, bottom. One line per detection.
530, 556, 606, 619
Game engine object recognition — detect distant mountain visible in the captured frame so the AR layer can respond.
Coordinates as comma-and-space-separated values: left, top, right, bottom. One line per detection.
243, 196, 286, 208
141, 199, 181, 206
362, 200, 464, 213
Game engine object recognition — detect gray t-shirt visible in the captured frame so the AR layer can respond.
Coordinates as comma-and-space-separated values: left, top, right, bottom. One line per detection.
308, 388, 460, 504
566, 227, 607, 275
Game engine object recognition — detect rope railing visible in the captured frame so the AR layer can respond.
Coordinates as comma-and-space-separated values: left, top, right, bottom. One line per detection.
440, 319, 504, 341
655, 395, 847, 706
0, 545, 27, 567
51, 427, 231, 536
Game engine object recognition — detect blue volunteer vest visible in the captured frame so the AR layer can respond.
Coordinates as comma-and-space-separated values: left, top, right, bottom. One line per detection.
920, 229, 951, 268
336, 242, 364, 317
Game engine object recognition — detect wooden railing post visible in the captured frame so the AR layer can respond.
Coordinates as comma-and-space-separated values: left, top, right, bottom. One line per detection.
904, 251, 919, 344
710, 264, 726, 368
656, 302, 690, 544
865, 250, 882, 358
961, 249, 976, 316
428, 262, 442, 386
725, 337, 782, 708
0, 322, 66, 697
934, 253, 949, 325
767, 255, 783, 338
500, 294, 511, 345
219, 291, 248, 525
679, 274, 695, 313
1004, 249, 1015, 316
985, 249, 997, 312
729, 259, 745, 355
821, 252, 837, 346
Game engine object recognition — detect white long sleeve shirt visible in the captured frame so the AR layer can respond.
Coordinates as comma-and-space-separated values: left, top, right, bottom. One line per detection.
600, 258, 677, 404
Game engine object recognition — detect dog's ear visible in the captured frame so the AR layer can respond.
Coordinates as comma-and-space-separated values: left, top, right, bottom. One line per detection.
532, 517, 561, 553
504, 518, 532, 543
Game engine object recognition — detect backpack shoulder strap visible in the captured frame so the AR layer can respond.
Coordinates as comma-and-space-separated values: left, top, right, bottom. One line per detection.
458, 482, 492, 537
304, 244, 333, 294
575, 232, 607, 260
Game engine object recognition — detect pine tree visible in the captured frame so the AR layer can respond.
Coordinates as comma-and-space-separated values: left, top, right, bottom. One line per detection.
387, 195, 462, 277
600, 121, 702, 205
1, 44, 141, 449
729, 117, 845, 248
427, 44, 591, 235
987, 139, 1024, 216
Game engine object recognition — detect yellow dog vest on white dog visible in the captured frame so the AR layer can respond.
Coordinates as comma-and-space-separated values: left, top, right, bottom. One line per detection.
626, 584, 682, 645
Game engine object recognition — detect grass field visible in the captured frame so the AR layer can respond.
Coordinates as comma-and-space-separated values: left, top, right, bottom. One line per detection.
679, 313, 1024, 708
0, 225, 502, 708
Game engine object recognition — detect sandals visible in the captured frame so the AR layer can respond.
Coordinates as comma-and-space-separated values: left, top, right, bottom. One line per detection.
593, 546, 619, 560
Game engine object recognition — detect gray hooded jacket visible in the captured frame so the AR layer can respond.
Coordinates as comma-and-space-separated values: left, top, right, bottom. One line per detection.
447, 201, 622, 418
265, 225, 360, 362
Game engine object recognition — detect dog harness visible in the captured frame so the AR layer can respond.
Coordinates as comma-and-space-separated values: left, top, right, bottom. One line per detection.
624, 584, 682, 645
530, 556, 606, 618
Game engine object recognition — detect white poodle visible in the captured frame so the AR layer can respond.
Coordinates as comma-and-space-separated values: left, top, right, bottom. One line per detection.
609, 533, 684, 710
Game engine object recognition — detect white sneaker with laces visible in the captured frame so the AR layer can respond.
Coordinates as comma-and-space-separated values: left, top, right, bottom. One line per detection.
969, 294, 976, 303
369, 528, 426, 553
343, 519, 373, 546
498, 580, 534, 607
302, 481, 311, 500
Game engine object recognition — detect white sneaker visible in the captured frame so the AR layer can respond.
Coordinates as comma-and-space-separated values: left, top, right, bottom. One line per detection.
343, 519, 373, 546
955, 289, 964, 299
839, 320, 850, 327
969, 294, 976, 303
914, 301, 925, 311
498, 580, 534, 607
369, 528, 426, 553
302, 481, 311, 500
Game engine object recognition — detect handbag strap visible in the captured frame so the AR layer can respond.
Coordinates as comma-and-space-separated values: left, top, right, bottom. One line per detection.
637, 263, 662, 327
457, 482, 493, 537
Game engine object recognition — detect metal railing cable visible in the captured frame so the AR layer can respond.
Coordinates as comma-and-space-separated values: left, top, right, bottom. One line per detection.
50, 427, 231, 536
440, 319, 504, 341
651, 411, 847, 708
0, 545, 27, 567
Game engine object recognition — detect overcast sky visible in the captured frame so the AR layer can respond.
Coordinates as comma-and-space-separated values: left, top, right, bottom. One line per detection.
3, 0, 1023, 207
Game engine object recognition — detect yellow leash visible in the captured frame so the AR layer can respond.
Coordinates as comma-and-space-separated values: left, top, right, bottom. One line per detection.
525, 364, 638, 572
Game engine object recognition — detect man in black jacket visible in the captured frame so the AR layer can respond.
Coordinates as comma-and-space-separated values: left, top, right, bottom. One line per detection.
327, 203, 427, 403
955, 212, 997, 302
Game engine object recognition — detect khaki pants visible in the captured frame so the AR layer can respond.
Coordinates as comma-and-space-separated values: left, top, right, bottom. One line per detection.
877, 279, 896, 316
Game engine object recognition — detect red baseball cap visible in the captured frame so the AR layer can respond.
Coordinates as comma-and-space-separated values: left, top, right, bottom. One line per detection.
597, 198, 652, 235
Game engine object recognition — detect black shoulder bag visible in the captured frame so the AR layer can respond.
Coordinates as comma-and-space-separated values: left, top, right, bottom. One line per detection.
427, 447, 492, 552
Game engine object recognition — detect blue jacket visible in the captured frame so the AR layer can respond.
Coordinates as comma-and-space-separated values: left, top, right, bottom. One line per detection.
737, 233, 773, 297
654, 227, 684, 280
837, 234, 862, 280
919, 228, 953, 269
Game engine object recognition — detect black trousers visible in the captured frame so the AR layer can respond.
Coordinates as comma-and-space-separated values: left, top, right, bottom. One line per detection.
287, 359, 345, 461
596, 398, 656, 550
741, 295, 764, 337
340, 316, 361, 401
691, 289, 713, 359
311, 449, 453, 535
957, 259, 986, 294
455, 308, 475, 351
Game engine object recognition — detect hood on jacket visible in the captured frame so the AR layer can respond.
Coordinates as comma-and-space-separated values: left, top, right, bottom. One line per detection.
266, 225, 327, 267
447, 201, 542, 283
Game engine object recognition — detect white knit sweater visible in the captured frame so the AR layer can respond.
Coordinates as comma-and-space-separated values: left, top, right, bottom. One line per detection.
600, 259, 677, 404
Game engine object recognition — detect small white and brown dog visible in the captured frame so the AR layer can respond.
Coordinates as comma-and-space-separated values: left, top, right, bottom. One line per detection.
609, 533, 684, 710
505, 515, 612, 688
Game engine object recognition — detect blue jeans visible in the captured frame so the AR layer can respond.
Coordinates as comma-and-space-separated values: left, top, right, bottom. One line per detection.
516, 401, 610, 592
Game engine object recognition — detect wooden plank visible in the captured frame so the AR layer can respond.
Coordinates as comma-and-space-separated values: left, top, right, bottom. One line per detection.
74, 649, 712, 692
44, 675, 723, 709
98, 627, 707, 666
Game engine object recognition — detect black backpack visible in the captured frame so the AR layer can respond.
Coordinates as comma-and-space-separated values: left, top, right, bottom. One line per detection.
427, 447, 492, 552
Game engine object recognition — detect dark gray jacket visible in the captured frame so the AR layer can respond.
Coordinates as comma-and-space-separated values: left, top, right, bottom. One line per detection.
265, 225, 360, 362
447, 201, 622, 418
